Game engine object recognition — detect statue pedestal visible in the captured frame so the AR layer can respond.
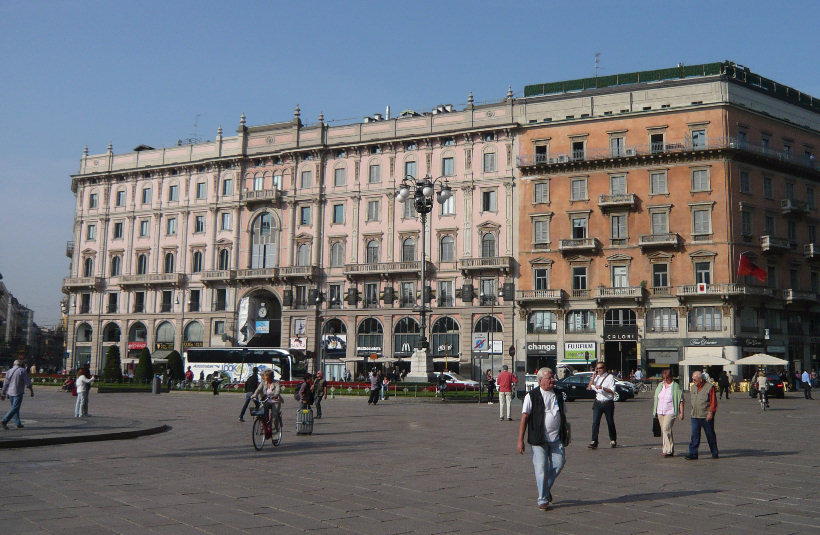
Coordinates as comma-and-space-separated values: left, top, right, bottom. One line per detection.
405, 347, 433, 383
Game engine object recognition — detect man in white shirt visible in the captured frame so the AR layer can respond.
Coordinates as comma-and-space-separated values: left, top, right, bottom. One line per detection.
587, 361, 617, 449
802, 369, 813, 399
634, 368, 643, 381
517, 368, 568, 511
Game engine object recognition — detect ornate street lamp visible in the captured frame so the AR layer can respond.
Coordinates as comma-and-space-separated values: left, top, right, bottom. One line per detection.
396, 175, 453, 381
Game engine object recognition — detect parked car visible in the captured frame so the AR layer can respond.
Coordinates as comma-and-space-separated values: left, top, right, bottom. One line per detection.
573, 371, 637, 395
554, 374, 634, 402
749, 373, 786, 399
432, 371, 479, 389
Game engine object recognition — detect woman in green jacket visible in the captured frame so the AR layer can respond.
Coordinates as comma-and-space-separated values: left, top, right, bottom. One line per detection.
653, 368, 685, 457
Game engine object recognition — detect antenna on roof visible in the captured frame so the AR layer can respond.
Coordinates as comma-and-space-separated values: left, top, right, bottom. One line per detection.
594, 52, 601, 80
184, 113, 203, 145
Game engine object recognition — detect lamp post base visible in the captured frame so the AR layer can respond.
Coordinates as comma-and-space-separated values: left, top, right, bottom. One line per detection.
405, 347, 434, 383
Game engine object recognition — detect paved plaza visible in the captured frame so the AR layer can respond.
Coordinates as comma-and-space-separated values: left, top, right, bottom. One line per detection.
1, 387, 820, 534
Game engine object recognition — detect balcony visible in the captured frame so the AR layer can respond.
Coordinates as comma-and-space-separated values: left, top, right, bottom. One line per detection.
236, 268, 279, 283
638, 233, 680, 249
558, 238, 598, 253
516, 289, 565, 305
241, 188, 282, 205
598, 193, 637, 210
569, 289, 590, 299
65, 241, 75, 258
119, 273, 185, 287
760, 235, 792, 253
457, 256, 514, 274
593, 286, 643, 302
649, 286, 674, 297
783, 289, 817, 305
781, 198, 809, 216
677, 283, 775, 299
280, 266, 318, 280
805, 243, 820, 259
200, 270, 236, 285
62, 276, 104, 291
343, 261, 432, 278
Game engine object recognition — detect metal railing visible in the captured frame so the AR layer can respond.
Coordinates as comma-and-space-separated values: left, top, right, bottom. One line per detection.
569, 289, 590, 299
200, 270, 236, 283
598, 193, 637, 207
638, 233, 680, 248
677, 283, 775, 297
516, 289, 565, 301
760, 235, 791, 251
240, 189, 281, 203
593, 286, 643, 299
457, 256, 514, 271
559, 238, 597, 251
236, 268, 278, 280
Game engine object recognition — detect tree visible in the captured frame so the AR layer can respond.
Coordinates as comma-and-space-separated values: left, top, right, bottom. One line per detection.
134, 348, 153, 383
102, 345, 123, 382
166, 350, 183, 381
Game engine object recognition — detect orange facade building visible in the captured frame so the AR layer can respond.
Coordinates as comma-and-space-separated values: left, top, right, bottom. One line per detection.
514, 62, 820, 379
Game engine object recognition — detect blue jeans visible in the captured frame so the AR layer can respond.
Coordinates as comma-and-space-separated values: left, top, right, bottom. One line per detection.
75, 392, 88, 417
240, 393, 254, 419
531, 439, 565, 505
2, 395, 24, 426
689, 417, 719, 458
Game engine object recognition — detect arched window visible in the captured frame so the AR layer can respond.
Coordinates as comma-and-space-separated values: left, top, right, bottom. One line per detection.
251, 212, 277, 268
110, 256, 121, 277
366, 240, 379, 264
431, 316, 460, 357
475, 315, 502, 333
528, 311, 557, 334
566, 310, 595, 333
164, 252, 175, 273
253, 173, 263, 191
296, 244, 311, 266
218, 249, 230, 270
76, 323, 93, 342
156, 321, 175, 345
137, 254, 148, 275
83, 257, 94, 277
357, 318, 384, 355
393, 317, 421, 357
481, 233, 496, 258
128, 322, 147, 343
102, 322, 121, 342
440, 236, 455, 262
184, 321, 204, 343
330, 242, 345, 267
192, 251, 203, 273
605, 308, 637, 326
402, 238, 415, 262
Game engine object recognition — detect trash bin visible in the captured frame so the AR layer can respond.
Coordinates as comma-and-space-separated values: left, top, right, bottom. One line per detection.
152, 375, 161, 394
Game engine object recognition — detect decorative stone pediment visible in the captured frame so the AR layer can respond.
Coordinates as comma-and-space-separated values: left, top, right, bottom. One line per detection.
565, 255, 592, 264
477, 221, 501, 232
606, 253, 632, 263
294, 233, 312, 241
529, 257, 554, 266
688, 249, 717, 258
645, 251, 673, 260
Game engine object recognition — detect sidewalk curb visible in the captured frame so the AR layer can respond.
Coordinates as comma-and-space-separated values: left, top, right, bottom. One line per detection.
0, 424, 169, 449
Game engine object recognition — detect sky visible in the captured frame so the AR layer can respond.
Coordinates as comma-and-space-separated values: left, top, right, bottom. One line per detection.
0, 0, 818, 326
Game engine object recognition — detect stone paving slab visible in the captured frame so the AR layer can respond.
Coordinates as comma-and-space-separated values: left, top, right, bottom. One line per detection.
2, 390, 820, 534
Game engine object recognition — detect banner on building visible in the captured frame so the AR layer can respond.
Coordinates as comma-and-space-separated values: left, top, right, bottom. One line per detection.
562, 342, 597, 364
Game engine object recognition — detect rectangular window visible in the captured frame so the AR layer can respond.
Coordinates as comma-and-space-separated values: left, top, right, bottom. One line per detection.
612, 265, 629, 288
691, 129, 707, 148
809, 225, 817, 244
332, 204, 344, 224
300, 170, 312, 189
790, 269, 799, 289
273, 173, 283, 190
479, 279, 497, 304
765, 214, 775, 235
695, 262, 711, 284
534, 268, 549, 290
442, 157, 455, 176
570, 178, 587, 200
692, 169, 710, 191
650, 211, 668, 235
768, 266, 777, 289
133, 291, 145, 313
438, 280, 454, 307
534, 143, 548, 163
610, 136, 625, 157
650, 171, 667, 195
299, 206, 311, 226
329, 284, 342, 309
194, 215, 205, 233
400, 282, 415, 307
440, 194, 455, 216
571, 217, 587, 239
295, 286, 307, 309
650, 133, 665, 153
809, 186, 816, 210
161, 290, 173, 313
647, 308, 677, 332
168, 185, 179, 201
369, 164, 381, 183
166, 217, 177, 235
113, 222, 123, 239
222, 179, 233, 196
142, 187, 151, 204
404, 161, 416, 179
482, 190, 497, 212
139, 220, 149, 237
572, 266, 587, 290
740, 171, 750, 193
741, 211, 752, 236
737, 131, 747, 147
367, 200, 380, 222
214, 320, 225, 335
106, 292, 118, 314
80, 293, 91, 314
534, 182, 549, 204
334, 168, 346, 187
692, 209, 711, 235
534, 219, 549, 244
813, 273, 819, 294
609, 175, 626, 195
89, 193, 98, 209
221, 212, 231, 230
214, 288, 227, 311
610, 214, 627, 240
571, 140, 585, 160
196, 182, 206, 199
652, 263, 669, 289
764, 176, 773, 199
189, 289, 200, 312
786, 182, 795, 200
788, 221, 797, 244
116, 190, 126, 206
689, 306, 722, 331
403, 199, 416, 219
365, 283, 380, 308
253, 175, 263, 191
483, 152, 496, 173
87, 224, 96, 240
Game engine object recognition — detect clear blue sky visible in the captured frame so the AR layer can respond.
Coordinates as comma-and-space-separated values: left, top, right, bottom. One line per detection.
1, 0, 817, 325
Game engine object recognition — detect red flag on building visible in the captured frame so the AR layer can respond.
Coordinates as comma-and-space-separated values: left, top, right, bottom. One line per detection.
737, 252, 767, 283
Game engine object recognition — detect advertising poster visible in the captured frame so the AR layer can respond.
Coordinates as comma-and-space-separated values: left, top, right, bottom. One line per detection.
562, 342, 597, 364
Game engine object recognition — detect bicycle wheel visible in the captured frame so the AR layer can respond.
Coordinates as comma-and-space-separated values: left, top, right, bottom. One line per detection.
271, 414, 283, 447
252, 417, 267, 450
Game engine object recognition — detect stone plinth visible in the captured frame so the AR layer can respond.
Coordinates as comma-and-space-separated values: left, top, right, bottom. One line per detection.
405, 347, 433, 383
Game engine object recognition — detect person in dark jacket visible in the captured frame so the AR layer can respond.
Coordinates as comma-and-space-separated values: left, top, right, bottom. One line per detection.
239, 367, 260, 422
717, 370, 730, 400
368, 369, 380, 405
298, 373, 315, 409
312, 371, 327, 418
517, 367, 568, 510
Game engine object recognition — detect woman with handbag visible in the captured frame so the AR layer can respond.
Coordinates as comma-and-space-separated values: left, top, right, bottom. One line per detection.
653, 368, 684, 457
485, 369, 496, 405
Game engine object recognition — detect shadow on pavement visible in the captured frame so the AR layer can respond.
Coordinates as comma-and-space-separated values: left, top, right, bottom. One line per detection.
556, 488, 720, 508
715, 449, 799, 458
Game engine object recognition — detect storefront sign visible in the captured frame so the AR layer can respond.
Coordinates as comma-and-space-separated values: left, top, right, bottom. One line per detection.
603, 324, 638, 341
688, 337, 720, 346
182, 341, 203, 349
526, 342, 557, 356
603, 333, 637, 341
127, 341, 147, 350
562, 342, 597, 364
255, 320, 270, 334
155, 342, 174, 351
357, 346, 382, 354
737, 337, 765, 348
767, 345, 786, 353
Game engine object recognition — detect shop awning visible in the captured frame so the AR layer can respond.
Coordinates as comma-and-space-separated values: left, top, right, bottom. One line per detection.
122, 358, 168, 366
678, 346, 733, 366
734, 353, 789, 366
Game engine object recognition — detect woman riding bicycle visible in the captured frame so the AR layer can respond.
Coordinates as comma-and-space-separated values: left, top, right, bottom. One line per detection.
755, 370, 769, 408
253, 370, 282, 429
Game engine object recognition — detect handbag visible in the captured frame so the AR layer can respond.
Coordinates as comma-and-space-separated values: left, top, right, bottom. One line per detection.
652, 415, 661, 437
562, 420, 572, 447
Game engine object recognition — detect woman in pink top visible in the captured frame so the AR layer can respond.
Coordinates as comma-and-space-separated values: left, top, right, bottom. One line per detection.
652, 369, 684, 457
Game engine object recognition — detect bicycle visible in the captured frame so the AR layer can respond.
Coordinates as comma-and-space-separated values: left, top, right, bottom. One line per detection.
251, 400, 283, 451
632, 380, 651, 393
758, 389, 769, 411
